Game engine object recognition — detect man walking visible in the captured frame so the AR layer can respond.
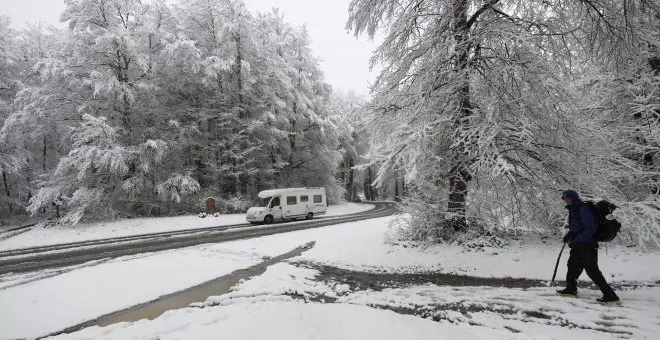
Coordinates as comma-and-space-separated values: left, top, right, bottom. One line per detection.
557, 190, 620, 304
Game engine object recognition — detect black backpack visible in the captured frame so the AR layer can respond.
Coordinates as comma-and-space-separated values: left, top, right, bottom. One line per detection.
584, 200, 622, 242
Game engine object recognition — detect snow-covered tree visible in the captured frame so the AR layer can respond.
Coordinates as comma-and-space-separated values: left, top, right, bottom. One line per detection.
0, 16, 22, 215
0, 18, 64, 215
568, 0, 660, 247
328, 90, 370, 202
349, 0, 660, 245
16, 0, 202, 220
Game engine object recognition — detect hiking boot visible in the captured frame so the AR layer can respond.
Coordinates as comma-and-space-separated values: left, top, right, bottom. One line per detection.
597, 295, 620, 305
556, 288, 577, 297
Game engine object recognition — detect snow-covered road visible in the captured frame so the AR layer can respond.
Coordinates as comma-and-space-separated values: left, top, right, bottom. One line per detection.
0, 202, 374, 251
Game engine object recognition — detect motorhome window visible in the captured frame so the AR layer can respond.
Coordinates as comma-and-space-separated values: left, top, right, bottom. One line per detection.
270, 197, 280, 208
313, 195, 322, 203
300, 195, 309, 202
287, 196, 297, 205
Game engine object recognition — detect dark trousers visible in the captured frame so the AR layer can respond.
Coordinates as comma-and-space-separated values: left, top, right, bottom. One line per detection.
566, 243, 617, 297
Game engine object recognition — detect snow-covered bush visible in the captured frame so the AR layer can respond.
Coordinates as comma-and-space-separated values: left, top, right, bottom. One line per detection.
156, 174, 201, 203
217, 195, 252, 214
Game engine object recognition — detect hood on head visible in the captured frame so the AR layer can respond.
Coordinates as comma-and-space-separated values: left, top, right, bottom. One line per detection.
561, 190, 581, 204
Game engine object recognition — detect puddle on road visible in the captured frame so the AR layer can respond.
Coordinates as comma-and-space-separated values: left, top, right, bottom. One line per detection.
49, 241, 315, 337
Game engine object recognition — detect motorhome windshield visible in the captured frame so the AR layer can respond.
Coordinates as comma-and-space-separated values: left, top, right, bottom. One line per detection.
258, 197, 272, 207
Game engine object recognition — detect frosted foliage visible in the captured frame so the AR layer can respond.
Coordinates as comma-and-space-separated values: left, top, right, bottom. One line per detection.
618, 198, 660, 249
57, 115, 129, 179
62, 188, 104, 225
221, 194, 252, 213
156, 174, 201, 203
349, 0, 660, 246
26, 187, 61, 215
1, 0, 359, 222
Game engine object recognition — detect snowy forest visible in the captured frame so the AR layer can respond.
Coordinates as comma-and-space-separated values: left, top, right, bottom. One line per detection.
0, 0, 372, 225
1, 0, 660, 247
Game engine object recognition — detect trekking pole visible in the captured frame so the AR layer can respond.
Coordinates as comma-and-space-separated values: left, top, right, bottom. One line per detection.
551, 242, 566, 286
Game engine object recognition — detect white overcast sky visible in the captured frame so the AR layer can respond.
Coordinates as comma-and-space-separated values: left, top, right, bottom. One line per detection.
0, 0, 380, 94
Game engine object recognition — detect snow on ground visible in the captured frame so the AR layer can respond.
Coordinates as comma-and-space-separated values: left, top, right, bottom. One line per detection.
50, 263, 525, 340
4, 213, 659, 339
51, 262, 660, 340
340, 283, 660, 339
209, 263, 660, 339
0, 202, 374, 251
52, 299, 525, 340
0, 245, 265, 339
198, 215, 660, 282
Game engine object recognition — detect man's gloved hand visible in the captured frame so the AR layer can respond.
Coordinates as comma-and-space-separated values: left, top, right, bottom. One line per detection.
562, 232, 573, 244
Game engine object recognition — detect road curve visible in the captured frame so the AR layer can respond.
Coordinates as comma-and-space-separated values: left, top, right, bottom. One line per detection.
0, 202, 397, 275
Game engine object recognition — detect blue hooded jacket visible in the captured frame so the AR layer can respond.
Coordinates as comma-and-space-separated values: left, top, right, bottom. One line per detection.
562, 190, 597, 244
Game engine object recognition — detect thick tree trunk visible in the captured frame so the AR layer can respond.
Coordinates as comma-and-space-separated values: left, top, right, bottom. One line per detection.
363, 167, 372, 201
364, 166, 378, 201
448, 166, 472, 230
447, 0, 473, 231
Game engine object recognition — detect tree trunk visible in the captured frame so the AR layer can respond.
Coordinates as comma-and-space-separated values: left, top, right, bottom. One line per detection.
447, 0, 473, 231
42, 137, 47, 172
394, 170, 400, 202
363, 167, 372, 201
345, 157, 354, 201
288, 118, 297, 185
26, 166, 32, 202
115, 45, 132, 138
235, 27, 245, 119
448, 166, 472, 230
3, 171, 12, 213
229, 26, 246, 195
339, 161, 346, 182
365, 166, 377, 201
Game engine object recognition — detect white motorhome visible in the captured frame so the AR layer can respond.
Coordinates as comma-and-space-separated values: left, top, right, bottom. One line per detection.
246, 187, 327, 224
